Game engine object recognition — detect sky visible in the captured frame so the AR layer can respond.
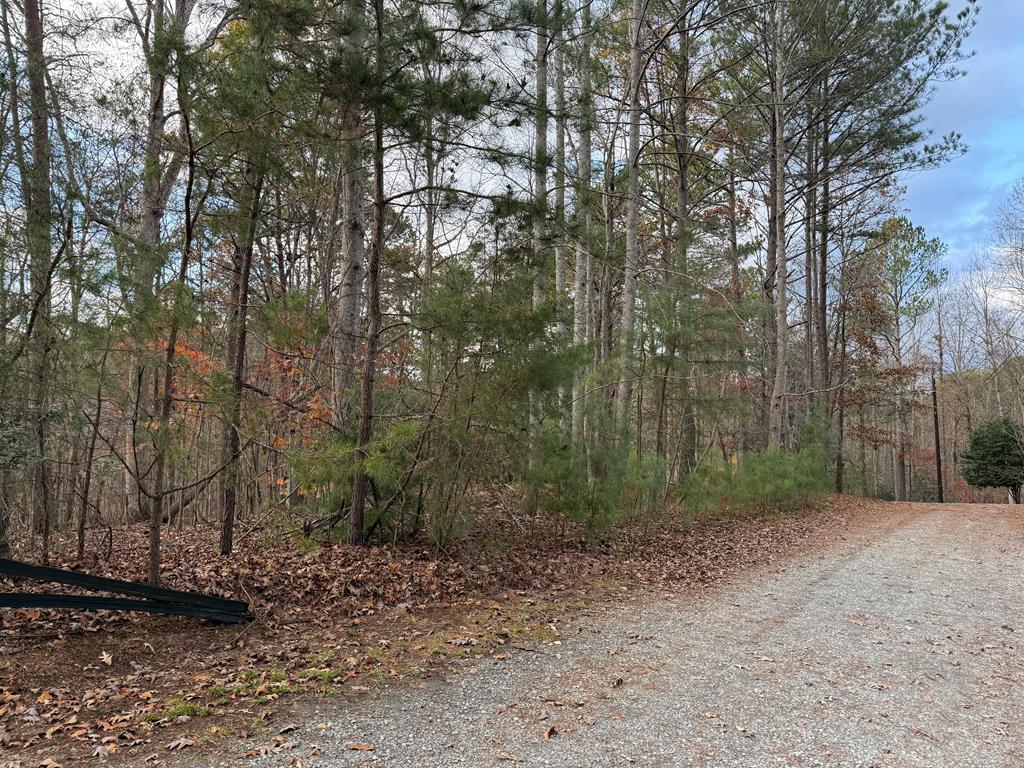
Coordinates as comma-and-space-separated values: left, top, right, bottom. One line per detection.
902, 1, 1024, 269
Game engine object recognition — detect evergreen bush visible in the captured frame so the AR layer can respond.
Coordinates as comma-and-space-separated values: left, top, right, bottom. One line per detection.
679, 446, 828, 518
960, 418, 1024, 503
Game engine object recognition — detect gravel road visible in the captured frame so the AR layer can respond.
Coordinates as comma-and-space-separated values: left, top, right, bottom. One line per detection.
180, 504, 1024, 767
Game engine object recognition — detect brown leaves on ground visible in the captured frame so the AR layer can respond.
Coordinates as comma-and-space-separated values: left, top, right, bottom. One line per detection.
0, 493, 892, 765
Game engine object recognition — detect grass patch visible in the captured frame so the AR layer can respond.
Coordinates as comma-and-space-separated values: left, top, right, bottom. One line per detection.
295, 536, 321, 555
140, 699, 211, 722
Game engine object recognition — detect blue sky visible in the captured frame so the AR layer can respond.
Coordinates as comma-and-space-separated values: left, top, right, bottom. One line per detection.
902, 1, 1024, 268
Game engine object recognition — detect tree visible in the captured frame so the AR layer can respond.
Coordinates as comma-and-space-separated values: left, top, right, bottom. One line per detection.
0, 0, 983, 563
615, 0, 643, 427
960, 419, 1024, 504
870, 216, 946, 500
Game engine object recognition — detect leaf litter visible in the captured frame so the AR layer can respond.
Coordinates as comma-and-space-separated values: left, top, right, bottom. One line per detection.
0, 493, 886, 765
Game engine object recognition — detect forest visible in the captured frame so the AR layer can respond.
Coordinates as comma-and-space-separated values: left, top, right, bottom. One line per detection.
1, 0, 1021, 589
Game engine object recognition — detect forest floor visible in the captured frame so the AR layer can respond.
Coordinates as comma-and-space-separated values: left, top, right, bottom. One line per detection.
2, 498, 1020, 766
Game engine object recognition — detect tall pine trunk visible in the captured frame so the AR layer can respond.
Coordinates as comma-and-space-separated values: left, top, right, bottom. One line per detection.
332, 0, 368, 423
553, 11, 567, 353
23, 0, 53, 560
816, 108, 831, 398
127, 0, 172, 525
767, 0, 788, 448
571, 0, 593, 446
673, 37, 696, 474
616, 0, 642, 427
348, 0, 386, 544
332, 145, 366, 414
219, 168, 264, 555
727, 154, 748, 454
521, 0, 548, 518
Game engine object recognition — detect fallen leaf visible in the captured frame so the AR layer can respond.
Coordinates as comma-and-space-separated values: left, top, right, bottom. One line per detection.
346, 742, 375, 751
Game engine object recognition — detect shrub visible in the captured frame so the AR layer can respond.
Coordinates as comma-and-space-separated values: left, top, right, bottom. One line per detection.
523, 423, 666, 543
287, 420, 422, 540
679, 445, 828, 518
960, 418, 1024, 503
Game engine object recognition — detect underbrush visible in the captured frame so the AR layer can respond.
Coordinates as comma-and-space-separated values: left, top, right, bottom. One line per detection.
0, 490, 872, 763
678, 446, 829, 519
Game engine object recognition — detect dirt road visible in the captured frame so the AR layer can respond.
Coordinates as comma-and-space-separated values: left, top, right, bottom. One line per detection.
182, 504, 1024, 767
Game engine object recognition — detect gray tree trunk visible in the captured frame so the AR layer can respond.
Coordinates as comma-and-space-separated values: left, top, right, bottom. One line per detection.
767, 0, 789, 448
125, 0, 192, 524
616, 0, 642, 426
673, 37, 696, 473
332, 0, 368, 424
521, 0, 548, 518
23, 0, 53, 560
349, 0, 386, 544
571, 0, 593, 446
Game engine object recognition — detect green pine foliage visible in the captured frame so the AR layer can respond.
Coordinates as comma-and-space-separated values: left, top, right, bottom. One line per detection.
0, 0, 982, 562
522, 421, 666, 544
679, 446, 829, 519
288, 421, 422, 536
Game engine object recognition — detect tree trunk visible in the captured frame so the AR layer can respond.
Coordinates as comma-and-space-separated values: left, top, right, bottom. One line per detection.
553, 15, 567, 349
673, 40, 696, 474
571, 0, 593, 446
931, 368, 944, 503
521, 0, 548, 519
762, 191, 777, 445
332, 0, 368, 422
332, 141, 366, 415
893, 314, 907, 502
616, 0, 642, 426
804, 115, 817, 391
834, 313, 847, 492
600, 142, 615, 365
146, 102, 199, 581
767, 0, 788, 448
219, 168, 265, 556
816, 108, 830, 395
78, 360, 106, 560
127, 0, 174, 526
655, 341, 675, 459
727, 153, 747, 454
894, 400, 907, 501
23, 0, 53, 561
349, 0, 386, 544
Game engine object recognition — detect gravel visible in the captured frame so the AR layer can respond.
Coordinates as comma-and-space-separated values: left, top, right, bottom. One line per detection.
172, 504, 1024, 768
